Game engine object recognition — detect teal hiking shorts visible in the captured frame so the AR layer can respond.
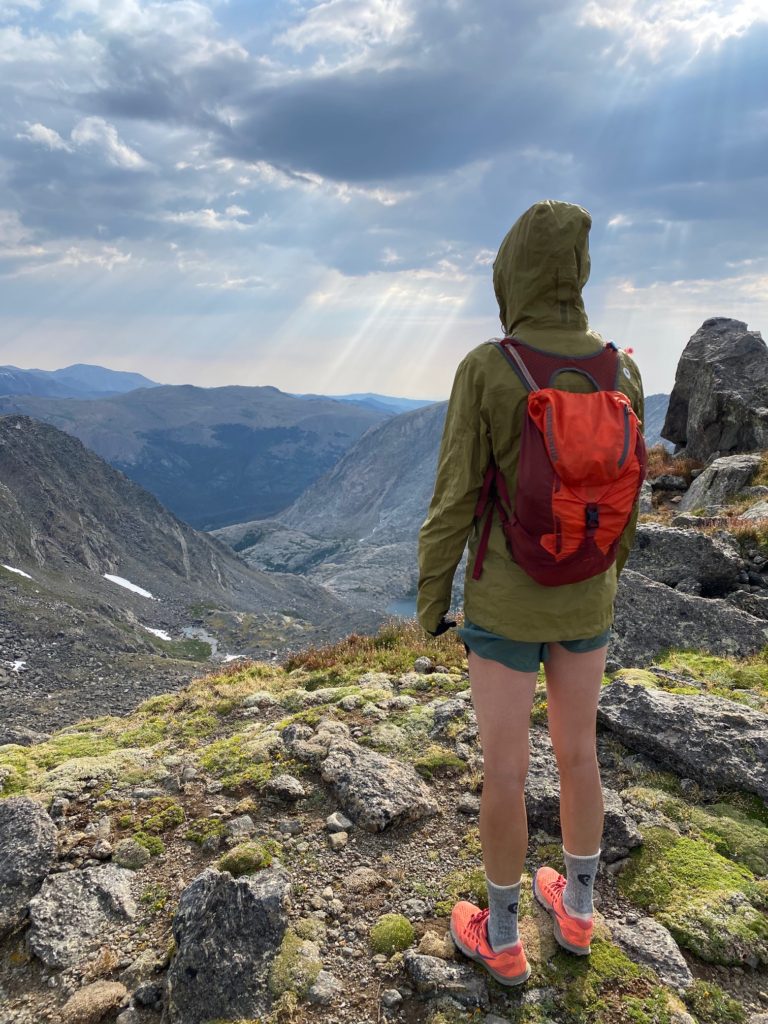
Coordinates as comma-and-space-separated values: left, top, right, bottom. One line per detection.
457, 618, 611, 673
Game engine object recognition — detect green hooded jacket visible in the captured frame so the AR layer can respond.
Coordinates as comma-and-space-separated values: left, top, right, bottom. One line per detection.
417, 200, 645, 640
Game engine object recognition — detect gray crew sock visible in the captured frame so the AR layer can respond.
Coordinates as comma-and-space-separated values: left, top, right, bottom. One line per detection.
563, 845, 601, 917
485, 875, 522, 951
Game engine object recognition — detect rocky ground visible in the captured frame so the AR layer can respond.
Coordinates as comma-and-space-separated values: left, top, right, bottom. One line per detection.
0, 564, 382, 739
1, 621, 768, 1024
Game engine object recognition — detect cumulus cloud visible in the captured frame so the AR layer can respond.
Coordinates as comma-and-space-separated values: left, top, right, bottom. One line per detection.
17, 122, 72, 150
162, 207, 248, 230
581, 0, 768, 63
70, 116, 149, 169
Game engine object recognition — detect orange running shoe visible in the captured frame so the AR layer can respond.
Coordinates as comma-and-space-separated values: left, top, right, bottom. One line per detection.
449, 901, 531, 985
533, 866, 593, 955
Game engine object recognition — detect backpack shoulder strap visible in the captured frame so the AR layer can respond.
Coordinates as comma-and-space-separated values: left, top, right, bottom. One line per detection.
489, 339, 540, 393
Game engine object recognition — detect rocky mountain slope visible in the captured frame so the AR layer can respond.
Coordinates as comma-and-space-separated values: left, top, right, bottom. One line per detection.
0, 386, 388, 530
213, 401, 454, 613
1, 621, 767, 1024
0, 364, 160, 400
0, 414, 366, 734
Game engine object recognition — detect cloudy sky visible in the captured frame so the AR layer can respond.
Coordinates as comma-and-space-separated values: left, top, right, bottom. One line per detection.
1, 0, 766, 398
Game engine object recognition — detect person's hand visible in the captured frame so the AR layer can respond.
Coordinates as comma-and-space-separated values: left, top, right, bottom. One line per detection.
429, 614, 457, 637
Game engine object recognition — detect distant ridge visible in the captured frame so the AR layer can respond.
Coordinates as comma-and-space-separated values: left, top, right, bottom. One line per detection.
292, 391, 436, 415
0, 362, 160, 399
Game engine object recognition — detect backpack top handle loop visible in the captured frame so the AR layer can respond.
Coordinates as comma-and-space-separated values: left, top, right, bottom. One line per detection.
547, 367, 602, 391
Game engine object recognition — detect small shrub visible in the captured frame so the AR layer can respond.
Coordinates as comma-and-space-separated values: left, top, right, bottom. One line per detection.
369, 914, 415, 954
645, 445, 703, 485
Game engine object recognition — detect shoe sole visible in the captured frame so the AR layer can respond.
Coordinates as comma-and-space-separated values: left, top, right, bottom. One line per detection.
533, 872, 591, 956
449, 921, 531, 986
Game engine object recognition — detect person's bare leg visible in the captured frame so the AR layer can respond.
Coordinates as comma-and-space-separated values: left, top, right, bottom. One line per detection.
543, 642, 607, 854
469, 650, 538, 884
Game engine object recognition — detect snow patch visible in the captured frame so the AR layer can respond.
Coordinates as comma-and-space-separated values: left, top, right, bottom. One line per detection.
103, 573, 155, 599
12, 660, 26, 672
2, 564, 33, 579
143, 626, 171, 641
222, 654, 246, 662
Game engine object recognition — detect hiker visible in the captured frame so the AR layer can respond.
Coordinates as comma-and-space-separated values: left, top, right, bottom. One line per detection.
416, 199, 645, 985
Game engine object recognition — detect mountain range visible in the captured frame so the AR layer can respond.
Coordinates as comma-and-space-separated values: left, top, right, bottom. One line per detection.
0, 363, 160, 399
0, 385, 389, 530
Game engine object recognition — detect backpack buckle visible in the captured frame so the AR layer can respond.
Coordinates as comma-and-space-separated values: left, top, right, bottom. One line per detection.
585, 505, 600, 534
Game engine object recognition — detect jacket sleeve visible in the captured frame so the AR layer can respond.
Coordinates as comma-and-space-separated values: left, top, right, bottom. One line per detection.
616, 352, 645, 578
417, 354, 491, 634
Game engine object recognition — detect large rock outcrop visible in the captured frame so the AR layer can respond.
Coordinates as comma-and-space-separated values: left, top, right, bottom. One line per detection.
626, 523, 744, 595
597, 680, 768, 801
662, 317, 768, 461
678, 453, 762, 513
0, 797, 57, 937
165, 867, 290, 1024
611, 570, 768, 667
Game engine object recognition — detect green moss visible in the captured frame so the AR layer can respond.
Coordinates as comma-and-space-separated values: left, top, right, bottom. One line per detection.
293, 918, 326, 942
618, 826, 768, 965
610, 668, 660, 689
683, 980, 747, 1024
34, 731, 119, 769
184, 815, 226, 845
654, 650, 768, 700
433, 867, 488, 917
198, 729, 278, 791
716, 790, 768, 828
133, 832, 165, 856
268, 930, 322, 998
534, 842, 566, 875
369, 914, 415, 955
414, 744, 466, 780
626, 787, 768, 875
532, 937, 674, 1024
141, 797, 186, 834
218, 841, 273, 877
459, 827, 482, 862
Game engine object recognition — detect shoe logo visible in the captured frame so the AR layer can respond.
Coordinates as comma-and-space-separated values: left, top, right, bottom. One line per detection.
577, 873, 592, 886
474, 943, 500, 963
507, 901, 519, 914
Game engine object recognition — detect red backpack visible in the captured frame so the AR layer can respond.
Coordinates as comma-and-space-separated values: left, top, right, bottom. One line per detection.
471, 338, 647, 586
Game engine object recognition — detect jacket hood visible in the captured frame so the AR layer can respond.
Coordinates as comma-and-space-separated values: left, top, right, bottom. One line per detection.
493, 199, 592, 334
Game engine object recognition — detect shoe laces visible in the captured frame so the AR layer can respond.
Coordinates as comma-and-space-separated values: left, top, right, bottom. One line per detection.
467, 907, 490, 940
550, 874, 567, 897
